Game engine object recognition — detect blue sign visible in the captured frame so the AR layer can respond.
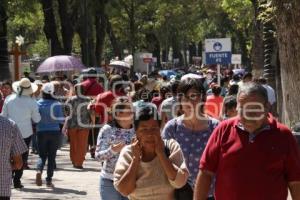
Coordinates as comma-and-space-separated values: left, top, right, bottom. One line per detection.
205, 38, 232, 65
205, 52, 232, 65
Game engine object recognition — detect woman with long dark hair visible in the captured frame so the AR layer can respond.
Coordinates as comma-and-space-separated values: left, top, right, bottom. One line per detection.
95, 97, 135, 200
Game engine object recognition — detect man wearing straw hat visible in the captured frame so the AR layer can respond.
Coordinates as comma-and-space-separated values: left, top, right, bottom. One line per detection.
1, 78, 41, 188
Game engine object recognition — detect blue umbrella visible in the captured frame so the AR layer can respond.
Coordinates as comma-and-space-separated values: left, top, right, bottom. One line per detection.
159, 70, 177, 79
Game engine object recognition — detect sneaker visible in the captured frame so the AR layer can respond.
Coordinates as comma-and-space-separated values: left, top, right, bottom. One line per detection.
36, 172, 42, 186
46, 181, 54, 188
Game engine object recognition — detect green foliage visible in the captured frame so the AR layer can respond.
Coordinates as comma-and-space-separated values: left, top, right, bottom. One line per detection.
221, 0, 253, 30
5, 0, 257, 64
258, 1, 275, 23
7, 0, 48, 57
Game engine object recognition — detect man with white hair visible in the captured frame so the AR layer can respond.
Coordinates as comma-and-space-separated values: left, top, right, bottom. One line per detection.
1, 78, 41, 188
194, 82, 300, 200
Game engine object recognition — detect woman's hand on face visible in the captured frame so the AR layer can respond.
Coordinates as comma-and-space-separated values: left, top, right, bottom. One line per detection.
111, 142, 126, 153
131, 138, 141, 162
154, 134, 165, 156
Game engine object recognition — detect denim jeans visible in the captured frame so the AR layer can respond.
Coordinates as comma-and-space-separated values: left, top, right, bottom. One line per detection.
36, 132, 61, 182
12, 136, 31, 185
31, 132, 38, 152
99, 177, 128, 200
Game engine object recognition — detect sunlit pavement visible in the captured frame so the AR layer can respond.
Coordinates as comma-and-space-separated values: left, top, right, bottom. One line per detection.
11, 144, 292, 200
11, 145, 101, 200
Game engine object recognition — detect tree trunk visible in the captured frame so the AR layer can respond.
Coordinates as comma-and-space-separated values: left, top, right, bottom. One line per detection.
40, 0, 64, 55
236, 30, 250, 67
77, 0, 96, 67
275, 50, 283, 121
95, 0, 106, 67
106, 16, 121, 59
57, 0, 74, 55
145, 33, 161, 69
274, 1, 300, 126
171, 35, 183, 66
129, 0, 135, 56
0, 1, 10, 81
250, 0, 264, 77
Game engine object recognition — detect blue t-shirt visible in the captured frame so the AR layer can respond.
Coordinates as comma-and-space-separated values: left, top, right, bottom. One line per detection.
36, 99, 64, 133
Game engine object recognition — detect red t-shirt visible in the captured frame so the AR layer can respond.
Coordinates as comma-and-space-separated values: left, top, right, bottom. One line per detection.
81, 78, 104, 97
151, 96, 164, 109
200, 116, 300, 200
94, 91, 124, 124
204, 95, 223, 119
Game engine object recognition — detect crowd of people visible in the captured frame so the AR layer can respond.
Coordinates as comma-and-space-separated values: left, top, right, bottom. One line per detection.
0, 66, 300, 200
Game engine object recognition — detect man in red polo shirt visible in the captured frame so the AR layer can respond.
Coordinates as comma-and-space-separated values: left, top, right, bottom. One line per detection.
88, 75, 126, 158
93, 75, 126, 125
194, 82, 300, 200
80, 68, 104, 97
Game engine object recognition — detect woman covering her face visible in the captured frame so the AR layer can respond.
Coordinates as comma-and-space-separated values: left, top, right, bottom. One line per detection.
113, 105, 189, 200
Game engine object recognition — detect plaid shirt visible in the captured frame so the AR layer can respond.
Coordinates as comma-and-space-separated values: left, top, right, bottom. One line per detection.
0, 116, 27, 197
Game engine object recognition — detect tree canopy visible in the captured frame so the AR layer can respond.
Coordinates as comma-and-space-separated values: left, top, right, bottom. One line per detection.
4, 0, 255, 67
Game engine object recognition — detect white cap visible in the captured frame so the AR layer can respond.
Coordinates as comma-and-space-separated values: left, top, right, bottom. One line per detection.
42, 82, 54, 95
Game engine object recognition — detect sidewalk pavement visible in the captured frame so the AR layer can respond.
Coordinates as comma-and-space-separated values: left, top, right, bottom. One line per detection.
11, 145, 101, 200
11, 145, 293, 200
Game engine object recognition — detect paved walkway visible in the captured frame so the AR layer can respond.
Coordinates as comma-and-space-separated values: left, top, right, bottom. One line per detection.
11, 145, 293, 200
11, 145, 101, 200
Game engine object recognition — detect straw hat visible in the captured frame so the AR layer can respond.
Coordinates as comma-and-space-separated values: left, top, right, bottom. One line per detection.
12, 78, 38, 96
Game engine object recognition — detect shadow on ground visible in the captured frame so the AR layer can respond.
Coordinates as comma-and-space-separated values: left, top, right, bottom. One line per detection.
18, 187, 87, 196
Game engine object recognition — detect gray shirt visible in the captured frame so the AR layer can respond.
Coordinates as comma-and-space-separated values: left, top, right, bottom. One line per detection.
0, 116, 27, 197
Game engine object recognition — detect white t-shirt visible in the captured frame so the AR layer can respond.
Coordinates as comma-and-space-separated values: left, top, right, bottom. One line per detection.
263, 84, 276, 105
